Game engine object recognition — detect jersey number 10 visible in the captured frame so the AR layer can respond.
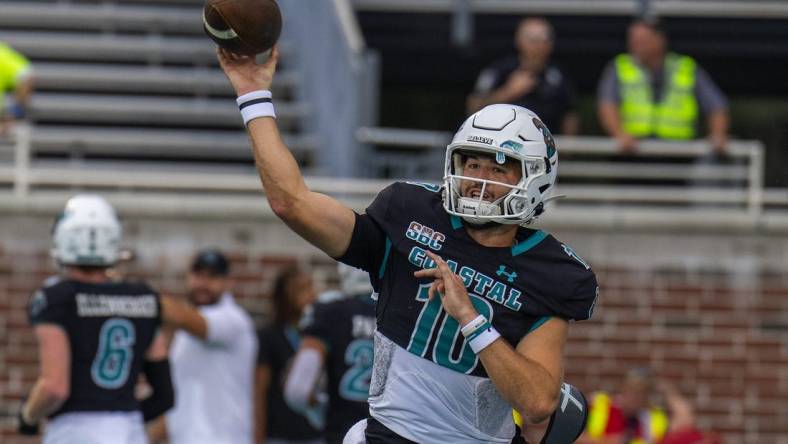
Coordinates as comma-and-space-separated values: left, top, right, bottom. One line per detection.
406, 285, 493, 374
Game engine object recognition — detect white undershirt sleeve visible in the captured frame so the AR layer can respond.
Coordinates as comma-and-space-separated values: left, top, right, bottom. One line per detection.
284, 348, 324, 413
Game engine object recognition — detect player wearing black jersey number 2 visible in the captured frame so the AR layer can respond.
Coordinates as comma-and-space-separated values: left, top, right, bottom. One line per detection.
18, 195, 174, 443
284, 263, 376, 444
218, 47, 597, 444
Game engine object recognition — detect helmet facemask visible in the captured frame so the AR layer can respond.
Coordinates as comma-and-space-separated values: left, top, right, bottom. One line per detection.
444, 147, 549, 226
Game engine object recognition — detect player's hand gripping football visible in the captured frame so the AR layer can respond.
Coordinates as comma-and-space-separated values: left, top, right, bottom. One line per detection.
217, 46, 279, 96
414, 251, 479, 326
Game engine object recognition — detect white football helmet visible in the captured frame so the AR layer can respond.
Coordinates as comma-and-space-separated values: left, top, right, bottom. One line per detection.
52, 194, 122, 267
443, 104, 558, 225
338, 263, 373, 297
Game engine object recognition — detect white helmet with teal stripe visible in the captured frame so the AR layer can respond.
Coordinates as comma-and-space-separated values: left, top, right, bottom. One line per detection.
443, 104, 558, 225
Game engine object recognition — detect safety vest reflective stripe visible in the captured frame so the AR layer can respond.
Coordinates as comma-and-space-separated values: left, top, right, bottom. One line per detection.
512, 409, 523, 427
586, 392, 669, 443
588, 392, 611, 437
0, 43, 31, 91
649, 407, 669, 442
615, 53, 698, 140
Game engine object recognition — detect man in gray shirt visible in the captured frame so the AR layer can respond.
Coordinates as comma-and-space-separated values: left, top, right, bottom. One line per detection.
597, 19, 729, 153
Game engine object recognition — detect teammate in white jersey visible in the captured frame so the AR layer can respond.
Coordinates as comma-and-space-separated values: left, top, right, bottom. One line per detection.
216, 48, 596, 443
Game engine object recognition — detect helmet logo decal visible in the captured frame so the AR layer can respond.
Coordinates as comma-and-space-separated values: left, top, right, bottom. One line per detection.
467, 135, 494, 145
500, 140, 523, 152
532, 117, 556, 158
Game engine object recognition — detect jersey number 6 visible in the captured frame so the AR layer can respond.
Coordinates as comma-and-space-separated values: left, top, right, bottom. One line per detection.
91, 318, 136, 389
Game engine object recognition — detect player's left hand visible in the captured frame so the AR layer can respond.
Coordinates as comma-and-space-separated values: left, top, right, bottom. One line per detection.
414, 251, 479, 325
17, 401, 39, 435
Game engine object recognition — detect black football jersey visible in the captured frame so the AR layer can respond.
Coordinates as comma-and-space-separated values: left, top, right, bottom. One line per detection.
339, 182, 598, 377
302, 295, 376, 444
27, 278, 161, 417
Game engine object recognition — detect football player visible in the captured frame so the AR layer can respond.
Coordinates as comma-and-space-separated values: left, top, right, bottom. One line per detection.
218, 48, 597, 443
18, 195, 173, 443
284, 263, 376, 444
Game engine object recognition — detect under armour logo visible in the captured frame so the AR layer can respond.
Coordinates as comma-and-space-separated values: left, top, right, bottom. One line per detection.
560, 383, 584, 413
496, 265, 517, 283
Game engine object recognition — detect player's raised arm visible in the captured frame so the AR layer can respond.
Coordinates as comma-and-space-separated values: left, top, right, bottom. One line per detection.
217, 48, 356, 258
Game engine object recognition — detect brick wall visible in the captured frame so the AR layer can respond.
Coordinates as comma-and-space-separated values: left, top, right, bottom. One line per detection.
1, 216, 786, 444
565, 267, 788, 444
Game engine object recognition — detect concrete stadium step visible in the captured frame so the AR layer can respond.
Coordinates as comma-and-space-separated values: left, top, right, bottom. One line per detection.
29, 93, 308, 129
33, 62, 299, 96
0, 31, 290, 65
0, 2, 203, 35
30, 125, 317, 161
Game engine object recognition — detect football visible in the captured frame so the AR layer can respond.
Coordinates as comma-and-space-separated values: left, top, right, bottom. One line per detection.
203, 0, 282, 55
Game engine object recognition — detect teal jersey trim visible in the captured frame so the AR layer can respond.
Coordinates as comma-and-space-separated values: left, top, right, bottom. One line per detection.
406, 181, 441, 193
450, 215, 463, 230
511, 230, 548, 256
528, 316, 551, 333
378, 237, 392, 279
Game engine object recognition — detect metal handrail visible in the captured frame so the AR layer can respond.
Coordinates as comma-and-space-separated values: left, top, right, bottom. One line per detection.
352, 0, 788, 18
11, 123, 31, 197
335, 0, 367, 56
3, 123, 784, 227
357, 126, 766, 216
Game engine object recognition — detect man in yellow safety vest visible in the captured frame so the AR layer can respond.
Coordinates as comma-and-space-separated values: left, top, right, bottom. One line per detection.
596, 19, 729, 153
0, 41, 34, 134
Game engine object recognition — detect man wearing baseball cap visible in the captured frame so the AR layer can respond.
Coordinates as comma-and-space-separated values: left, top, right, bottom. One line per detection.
149, 249, 258, 444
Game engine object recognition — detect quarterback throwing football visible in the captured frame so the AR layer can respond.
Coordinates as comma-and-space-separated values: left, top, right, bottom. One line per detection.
219, 48, 596, 444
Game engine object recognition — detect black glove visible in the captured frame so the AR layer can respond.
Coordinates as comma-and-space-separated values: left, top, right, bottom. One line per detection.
17, 402, 39, 435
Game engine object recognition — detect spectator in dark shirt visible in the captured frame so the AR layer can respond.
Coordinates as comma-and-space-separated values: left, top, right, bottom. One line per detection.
256, 265, 324, 444
467, 17, 579, 135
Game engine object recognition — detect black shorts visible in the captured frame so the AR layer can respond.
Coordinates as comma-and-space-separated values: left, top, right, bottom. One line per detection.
364, 416, 524, 443
364, 416, 417, 444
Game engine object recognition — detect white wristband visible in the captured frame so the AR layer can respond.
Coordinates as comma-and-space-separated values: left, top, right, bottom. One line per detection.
237, 90, 276, 125
460, 314, 488, 338
467, 325, 501, 354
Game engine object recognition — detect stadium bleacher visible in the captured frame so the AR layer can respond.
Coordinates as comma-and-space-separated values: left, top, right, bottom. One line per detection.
0, 2, 786, 444
0, 0, 314, 169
